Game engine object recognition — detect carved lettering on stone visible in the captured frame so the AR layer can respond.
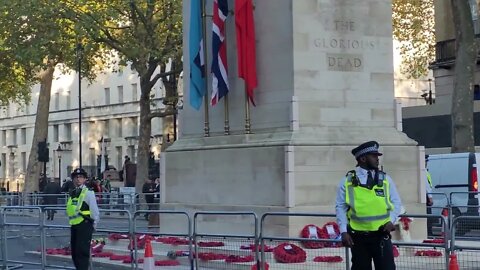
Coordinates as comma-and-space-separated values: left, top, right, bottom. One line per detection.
327, 53, 363, 72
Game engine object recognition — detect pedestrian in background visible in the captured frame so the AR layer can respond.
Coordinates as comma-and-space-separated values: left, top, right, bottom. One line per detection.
142, 179, 155, 220
66, 168, 100, 270
153, 178, 160, 203
43, 178, 61, 220
425, 154, 434, 236
335, 141, 402, 270
62, 177, 75, 193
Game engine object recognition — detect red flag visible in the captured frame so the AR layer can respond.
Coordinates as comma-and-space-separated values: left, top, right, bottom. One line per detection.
235, 0, 257, 105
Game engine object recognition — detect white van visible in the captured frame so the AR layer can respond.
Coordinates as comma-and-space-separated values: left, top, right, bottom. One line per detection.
427, 152, 480, 235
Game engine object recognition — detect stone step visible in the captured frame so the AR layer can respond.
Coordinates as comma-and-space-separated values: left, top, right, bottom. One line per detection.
25, 251, 201, 270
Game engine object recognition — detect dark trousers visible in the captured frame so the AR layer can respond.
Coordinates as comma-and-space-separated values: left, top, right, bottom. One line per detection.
46, 209, 55, 220
350, 231, 396, 270
71, 221, 93, 270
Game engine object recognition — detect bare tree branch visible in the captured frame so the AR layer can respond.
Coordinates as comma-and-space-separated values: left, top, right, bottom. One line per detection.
149, 68, 182, 88
148, 107, 177, 120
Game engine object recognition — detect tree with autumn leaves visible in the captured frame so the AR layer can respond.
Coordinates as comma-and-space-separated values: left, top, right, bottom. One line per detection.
393, 0, 477, 153
62, 0, 183, 192
0, 0, 104, 193
1, 0, 182, 193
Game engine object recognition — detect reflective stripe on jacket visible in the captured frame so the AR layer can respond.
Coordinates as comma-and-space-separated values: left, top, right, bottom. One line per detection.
345, 176, 393, 231
66, 188, 91, 225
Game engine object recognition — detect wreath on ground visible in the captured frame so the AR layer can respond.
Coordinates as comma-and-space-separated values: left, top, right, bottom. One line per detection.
321, 222, 342, 247
46, 247, 71, 256
197, 241, 225, 247
273, 243, 307, 263
240, 243, 274, 252
422, 238, 444, 244
225, 255, 254, 263
300, 224, 326, 249
198, 252, 228, 261
313, 256, 343, 262
415, 250, 443, 257
155, 260, 181, 266
155, 236, 190, 245
108, 233, 129, 241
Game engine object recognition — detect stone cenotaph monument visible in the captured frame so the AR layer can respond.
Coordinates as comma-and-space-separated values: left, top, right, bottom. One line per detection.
162, 0, 426, 239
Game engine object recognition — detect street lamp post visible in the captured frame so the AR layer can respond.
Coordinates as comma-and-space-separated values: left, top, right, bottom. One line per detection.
56, 145, 63, 184
76, 43, 83, 168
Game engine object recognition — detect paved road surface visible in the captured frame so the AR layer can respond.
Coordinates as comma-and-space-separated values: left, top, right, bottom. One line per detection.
1, 209, 150, 269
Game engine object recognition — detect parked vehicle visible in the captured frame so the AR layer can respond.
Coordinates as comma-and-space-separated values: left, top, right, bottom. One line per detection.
427, 152, 479, 236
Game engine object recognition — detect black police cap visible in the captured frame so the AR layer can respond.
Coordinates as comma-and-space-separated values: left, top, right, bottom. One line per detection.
71, 168, 88, 178
351, 141, 383, 159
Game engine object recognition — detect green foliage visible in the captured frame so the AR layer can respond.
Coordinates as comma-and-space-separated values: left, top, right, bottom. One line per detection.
0, 0, 107, 93
0, 51, 32, 106
63, 0, 183, 80
393, 0, 436, 79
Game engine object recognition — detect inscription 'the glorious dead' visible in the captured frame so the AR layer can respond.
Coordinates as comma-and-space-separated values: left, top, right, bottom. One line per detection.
313, 20, 369, 72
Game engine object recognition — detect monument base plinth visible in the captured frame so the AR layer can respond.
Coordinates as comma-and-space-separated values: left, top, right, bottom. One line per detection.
163, 130, 425, 238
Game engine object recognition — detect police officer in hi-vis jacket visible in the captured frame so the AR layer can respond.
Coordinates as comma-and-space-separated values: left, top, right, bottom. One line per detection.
66, 168, 100, 270
335, 141, 403, 270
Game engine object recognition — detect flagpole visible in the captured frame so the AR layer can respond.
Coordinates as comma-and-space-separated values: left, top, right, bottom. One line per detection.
224, 94, 230, 135
244, 88, 252, 134
201, 0, 210, 137
224, 9, 230, 136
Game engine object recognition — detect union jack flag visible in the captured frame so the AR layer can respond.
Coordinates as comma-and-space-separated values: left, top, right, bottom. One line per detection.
210, 0, 229, 106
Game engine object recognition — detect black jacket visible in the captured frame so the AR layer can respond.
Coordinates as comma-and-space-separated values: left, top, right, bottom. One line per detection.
43, 182, 61, 205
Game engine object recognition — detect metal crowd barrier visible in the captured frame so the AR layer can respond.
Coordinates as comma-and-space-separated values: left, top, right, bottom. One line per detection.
0, 206, 44, 269
132, 210, 192, 269
427, 192, 451, 237
260, 212, 348, 270
41, 206, 76, 269
393, 214, 450, 270
451, 216, 480, 269
1, 206, 480, 270
193, 211, 259, 270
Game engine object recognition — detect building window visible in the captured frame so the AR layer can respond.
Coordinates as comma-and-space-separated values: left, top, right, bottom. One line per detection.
1, 130, 6, 146
64, 123, 72, 141
1, 153, 6, 178
11, 129, 17, 145
104, 120, 110, 137
131, 117, 138, 136
66, 91, 71, 109
105, 87, 110, 105
118, 85, 124, 103
55, 92, 60, 110
116, 119, 123, 137
21, 128, 26, 145
132, 83, 138, 101
21, 152, 27, 172
53, 125, 59, 142
25, 103, 30, 114
116, 146, 123, 169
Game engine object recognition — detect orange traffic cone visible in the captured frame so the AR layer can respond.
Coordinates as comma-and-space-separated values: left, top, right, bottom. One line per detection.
449, 253, 459, 270
143, 239, 155, 270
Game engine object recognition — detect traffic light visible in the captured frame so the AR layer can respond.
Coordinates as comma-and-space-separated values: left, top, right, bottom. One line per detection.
37, 141, 49, 162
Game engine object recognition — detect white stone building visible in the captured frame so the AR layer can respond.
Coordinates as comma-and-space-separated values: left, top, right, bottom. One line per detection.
0, 65, 170, 191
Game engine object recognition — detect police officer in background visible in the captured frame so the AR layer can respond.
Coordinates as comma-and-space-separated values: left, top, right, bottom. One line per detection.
335, 141, 402, 270
425, 155, 433, 206
66, 168, 100, 270
425, 155, 434, 236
